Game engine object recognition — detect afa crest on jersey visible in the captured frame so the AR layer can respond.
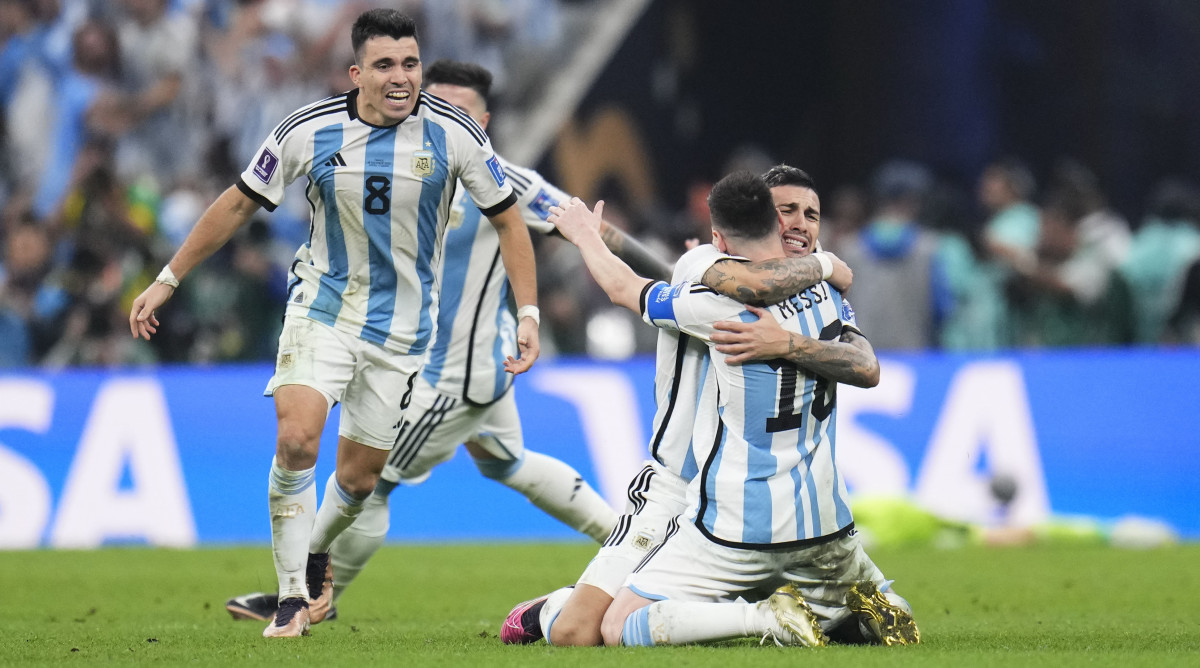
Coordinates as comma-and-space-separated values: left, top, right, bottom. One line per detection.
632, 532, 654, 551
412, 150, 435, 177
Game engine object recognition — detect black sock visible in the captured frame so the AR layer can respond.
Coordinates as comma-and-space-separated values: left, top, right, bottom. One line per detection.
520, 600, 548, 640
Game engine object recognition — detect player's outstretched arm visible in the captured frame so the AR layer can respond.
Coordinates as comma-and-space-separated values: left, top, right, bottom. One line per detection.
550, 198, 652, 313
129, 185, 260, 340
700, 252, 852, 305
488, 205, 540, 375
711, 305, 880, 387
598, 221, 672, 282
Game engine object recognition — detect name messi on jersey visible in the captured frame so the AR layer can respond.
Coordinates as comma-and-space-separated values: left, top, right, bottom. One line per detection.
772, 282, 832, 320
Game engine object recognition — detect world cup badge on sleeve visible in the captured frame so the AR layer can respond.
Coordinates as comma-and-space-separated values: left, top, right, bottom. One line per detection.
412, 150, 435, 177
254, 148, 279, 183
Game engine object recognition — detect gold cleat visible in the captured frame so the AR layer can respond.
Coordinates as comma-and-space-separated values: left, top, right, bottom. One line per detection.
768, 584, 829, 647
846, 581, 920, 646
262, 597, 310, 638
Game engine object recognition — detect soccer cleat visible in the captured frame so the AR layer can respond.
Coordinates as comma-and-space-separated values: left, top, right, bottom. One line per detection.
846, 581, 920, 646
226, 592, 278, 621
262, 597, 310, 638
766, 584, 829, 647
500, 595, 549, 644
307, 552, 334, 624
225, 592, 338, 623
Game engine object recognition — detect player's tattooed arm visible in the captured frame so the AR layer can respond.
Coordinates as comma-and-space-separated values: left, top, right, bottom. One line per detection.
599, 220, 673, 282
700, 253, 852, 305
779, 328, 880, 388
711, 305, 879, 388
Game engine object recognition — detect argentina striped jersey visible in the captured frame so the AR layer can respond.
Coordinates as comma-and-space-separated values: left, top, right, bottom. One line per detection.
237, 89, 516, 355
642, 277, 861, 548
420, 158, 565, 405
643, 245, 739, 482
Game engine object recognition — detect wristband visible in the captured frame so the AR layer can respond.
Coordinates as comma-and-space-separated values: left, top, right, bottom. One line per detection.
516, 305, 540, 326
814, 252, 834, 280
155, 265, 180, 289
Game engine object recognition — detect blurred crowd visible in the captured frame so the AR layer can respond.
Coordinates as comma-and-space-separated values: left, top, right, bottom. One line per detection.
538, 150, 1200, 357
3, 1, 1200, 369
815, 156, 1200, 352
0, 0, 570, 368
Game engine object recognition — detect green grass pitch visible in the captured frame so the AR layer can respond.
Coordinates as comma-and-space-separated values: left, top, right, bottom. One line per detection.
3, 542, 1198, 666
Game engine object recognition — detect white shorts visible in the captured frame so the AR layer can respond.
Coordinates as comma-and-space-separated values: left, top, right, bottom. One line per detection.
264, 316, 421, 450
576, 461, 689, 597
380, 374, 523, 484
624, 520, 886, 630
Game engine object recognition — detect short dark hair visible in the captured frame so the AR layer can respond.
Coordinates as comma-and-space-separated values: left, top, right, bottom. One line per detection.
351, 9, 418, 60
424, 59, 493, 106
762, 164, 817, 192
707, 170, 778, 240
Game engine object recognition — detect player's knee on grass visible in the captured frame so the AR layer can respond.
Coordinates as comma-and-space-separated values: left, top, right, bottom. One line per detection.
547, 587, 609, 646
548, 614, 603, 646
602, 589, 657, 646
600, 599, 639, 646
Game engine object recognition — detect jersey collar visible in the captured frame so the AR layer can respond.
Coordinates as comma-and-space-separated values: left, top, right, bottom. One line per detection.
345, 88, 421, 129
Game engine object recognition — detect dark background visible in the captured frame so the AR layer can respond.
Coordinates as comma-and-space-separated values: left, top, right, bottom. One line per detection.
547, 0, 1200, 224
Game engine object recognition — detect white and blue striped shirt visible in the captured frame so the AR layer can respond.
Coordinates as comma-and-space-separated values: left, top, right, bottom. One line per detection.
643, 245, 731, 482
237, 89, 515, 355
642, 276, 860, 548
420, 158, 564, 405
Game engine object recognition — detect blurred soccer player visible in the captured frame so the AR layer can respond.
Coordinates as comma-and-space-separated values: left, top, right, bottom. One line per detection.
130, 10, 542, 638
223, 58, 679, 623
503, 167, 868, 647
549, 170, 918, 648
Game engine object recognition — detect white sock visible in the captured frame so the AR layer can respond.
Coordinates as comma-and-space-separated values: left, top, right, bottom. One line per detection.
538, 586, 575, 643
308, 473, 368, 555
268, 457, 317, 600
486, 451, 618, 542
628, 600, 768, 646
328, 490, 390, 602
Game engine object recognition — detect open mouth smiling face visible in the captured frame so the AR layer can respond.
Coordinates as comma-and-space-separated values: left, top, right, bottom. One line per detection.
351, 36, 422, 126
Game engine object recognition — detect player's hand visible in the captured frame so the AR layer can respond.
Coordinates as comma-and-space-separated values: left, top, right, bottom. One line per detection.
504, 315, 541, 375
129, 282, 175, 340
548, 198, 604, 245
683, 237, 700, 251
711, 305, 794, 365
824, 252, 853, 292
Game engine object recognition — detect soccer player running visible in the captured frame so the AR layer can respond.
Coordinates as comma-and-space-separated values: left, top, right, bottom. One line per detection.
502, 166, 867, 646
129, 11, 542, 638
545, 170, 919, 647
224, 58, 677, 622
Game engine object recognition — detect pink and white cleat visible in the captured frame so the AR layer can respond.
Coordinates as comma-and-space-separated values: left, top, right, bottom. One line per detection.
500, 595, 549, 644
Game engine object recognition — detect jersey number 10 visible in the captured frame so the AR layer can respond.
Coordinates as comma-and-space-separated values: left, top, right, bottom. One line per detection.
764, 320, 841, 433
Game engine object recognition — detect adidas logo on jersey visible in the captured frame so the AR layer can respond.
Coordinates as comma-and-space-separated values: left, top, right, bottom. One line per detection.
322, 152, 347, 168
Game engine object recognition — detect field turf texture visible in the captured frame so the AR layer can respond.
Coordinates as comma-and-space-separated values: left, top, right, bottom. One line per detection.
3, 542, 1197, 666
